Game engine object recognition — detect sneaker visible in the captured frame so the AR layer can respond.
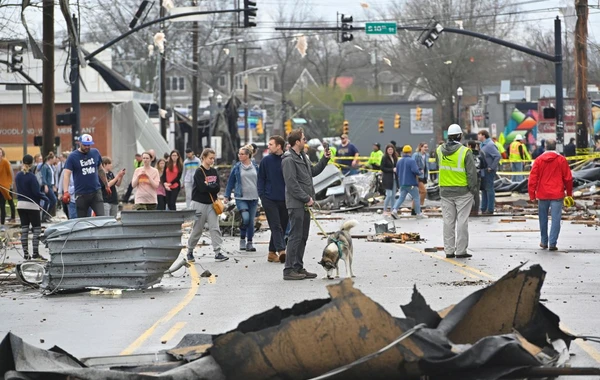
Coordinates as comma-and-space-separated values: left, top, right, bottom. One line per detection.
187, 252, 195, 262
245, 241, 256, 252
298, 268, 317, 279
390, 210, 398, 219
549, 246, 558, 251
239, 239, 246, 251
445, 253, 455, 258
0, 225, 5, 232
416, 213, 428, 219
267, 251, 279, 262
411, 209, 417, 216
455, 253, 473, 258
278, 251, 286, 263
215, 252, 229, 262
283, 270, 306, 280
539, 243, 548, 249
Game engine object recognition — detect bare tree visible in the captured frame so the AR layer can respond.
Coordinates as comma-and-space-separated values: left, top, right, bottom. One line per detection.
380, 0, 520, 131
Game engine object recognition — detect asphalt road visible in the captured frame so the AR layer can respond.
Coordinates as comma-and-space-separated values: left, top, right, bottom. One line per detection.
1, 210, 599, 377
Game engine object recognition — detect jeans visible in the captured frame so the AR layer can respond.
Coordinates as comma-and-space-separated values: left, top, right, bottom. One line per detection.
284, 208, 310, 274
236, 199, 258, 242
480, 171, 496, 213
538, 199, 563, 247
68, 202, 77, 219
261, 197, 288, 252
392, 186, 421, 214
76, 190, 105, 218
512, 162, 524, 182
383, 183, 397, 212
43, 188, 57, 217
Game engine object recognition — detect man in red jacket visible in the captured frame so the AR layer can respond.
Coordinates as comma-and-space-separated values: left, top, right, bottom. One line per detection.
528, 139, 573, 251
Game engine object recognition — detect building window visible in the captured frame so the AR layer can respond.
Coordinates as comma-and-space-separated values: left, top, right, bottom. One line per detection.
218, 76, 226, 87
234, 76, 244, 90
391, 83, 400, 94
166, 78, 171, 91
179, 77, 185, 91
258, 76, 269, 90
167, 77, 185, 92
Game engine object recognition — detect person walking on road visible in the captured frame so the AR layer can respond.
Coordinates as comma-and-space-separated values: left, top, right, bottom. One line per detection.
509, 134, 530, 182
412, 142, 429, 211
186, 148, 229, 263
131, 152, 160, 210
528, 139, 573, 251
437, 124, 479, 259
225, 145, 260, 253
182, 148, 201, 209
282, 129, 330, 280
162, 150, 183, 210
14, 154, 48, 260
0, 147, 16, 230
478, 130, 501, 215
391, 145, 427, 219
258, 135, 288, 263
380, 144, 398, 215
62, 134, 109, 218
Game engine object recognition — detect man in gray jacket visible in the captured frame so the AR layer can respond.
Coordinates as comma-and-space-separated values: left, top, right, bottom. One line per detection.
282, 129, 330, 280
477, 130, 501, 215
437, 124, 479, 259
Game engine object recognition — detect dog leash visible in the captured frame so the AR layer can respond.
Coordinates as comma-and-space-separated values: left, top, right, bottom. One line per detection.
307, 206, 328, 237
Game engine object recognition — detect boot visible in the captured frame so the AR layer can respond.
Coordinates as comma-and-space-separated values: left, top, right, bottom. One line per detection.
267, 251, 279, 262
278, 250, 286, 264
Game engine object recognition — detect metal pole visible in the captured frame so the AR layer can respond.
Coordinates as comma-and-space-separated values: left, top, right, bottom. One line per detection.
575, 0, 589, 153
191, 10, 199, 154
42, 0, 55, 156
160, 4, 167, 140
71, 14, 81, 150
456, 96, 461, 125
208, 95, 214, 148
374, 40, 379, 96
555, 17, 565, 154
22, 85, 27, 156
243, 47, 249, 145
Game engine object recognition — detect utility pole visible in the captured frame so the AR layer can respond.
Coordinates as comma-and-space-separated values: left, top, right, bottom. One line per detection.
42, 0, 55, 156
191, 1, 199, 154
70, 14, 81, 150
160, 4, 167, 140
555, 17, 565, 154
575, 0, 589, 153
243, 47, 249, 145
22, 86, 27, 157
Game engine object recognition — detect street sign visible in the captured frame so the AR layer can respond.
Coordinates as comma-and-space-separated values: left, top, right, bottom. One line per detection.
365, 22, 397, 35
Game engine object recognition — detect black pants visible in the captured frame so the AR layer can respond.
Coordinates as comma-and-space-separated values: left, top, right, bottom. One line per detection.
157, 195, 166, 210
284, 208, 310, 275
123, 182, 134, 203
165, 187, 180, 210
0, 192, 16, 223
76, 190, 105, 218
262, 197, 288, 252
18, 208, 41, 256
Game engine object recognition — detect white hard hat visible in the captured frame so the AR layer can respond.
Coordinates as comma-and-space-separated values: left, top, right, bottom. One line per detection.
447, 124, 462, 136
515, 134, 524, 140
79, 134, 94, 146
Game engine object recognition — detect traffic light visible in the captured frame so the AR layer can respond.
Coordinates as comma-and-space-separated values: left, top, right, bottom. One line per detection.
243, 0, 257, 28
415, 106, 422, 121
284, 119, 292, 135
394, 113, 401, 129
9, 44, 23, 72
343, 120, 349, 135
340, 14, 353, 43
378, 118, 384, 133
256, 119, 264, 134
419, 20, 444, 48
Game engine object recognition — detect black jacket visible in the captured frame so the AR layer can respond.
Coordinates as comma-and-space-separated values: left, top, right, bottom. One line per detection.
380, 154, 397, 190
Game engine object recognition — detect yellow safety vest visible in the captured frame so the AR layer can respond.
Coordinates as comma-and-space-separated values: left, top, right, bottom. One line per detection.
368, 150, 383, 166
509, 141, 530, 161
318, 146, 337, 164
437, 145, 468, 187
494, 141, 506, 154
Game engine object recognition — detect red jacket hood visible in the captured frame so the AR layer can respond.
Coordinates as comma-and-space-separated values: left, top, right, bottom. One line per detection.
536, 151, 562, 163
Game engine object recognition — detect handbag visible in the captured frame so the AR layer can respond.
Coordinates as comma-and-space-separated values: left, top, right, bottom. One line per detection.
200, 166, 225, 215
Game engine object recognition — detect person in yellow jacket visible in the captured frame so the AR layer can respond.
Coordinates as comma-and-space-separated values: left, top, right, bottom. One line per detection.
509, 134, 530, 182
366, 143, 383, 170
492, 136, 507, 159
317, 143, 336, 164
436, 124, 479, 259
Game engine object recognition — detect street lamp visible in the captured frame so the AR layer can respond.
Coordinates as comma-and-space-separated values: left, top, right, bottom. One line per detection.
207, 88, 215, 148
456, 87, 463, 125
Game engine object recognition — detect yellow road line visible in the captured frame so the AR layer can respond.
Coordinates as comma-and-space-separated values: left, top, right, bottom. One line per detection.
394, 243, 600, 364
160, 322, 187, 343
120, 264, 200, 355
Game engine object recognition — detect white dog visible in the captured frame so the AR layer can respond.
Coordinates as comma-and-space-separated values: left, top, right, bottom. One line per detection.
318, 219, 358, 279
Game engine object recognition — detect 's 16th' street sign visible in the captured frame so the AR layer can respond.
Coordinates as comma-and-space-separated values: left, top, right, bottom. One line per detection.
365, 22, 397, 35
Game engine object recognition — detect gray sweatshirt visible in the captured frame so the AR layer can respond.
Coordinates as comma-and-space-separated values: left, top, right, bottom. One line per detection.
437, 141, 479, 198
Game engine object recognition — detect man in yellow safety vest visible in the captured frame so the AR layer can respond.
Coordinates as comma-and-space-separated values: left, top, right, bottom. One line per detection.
436, 124, 479, 259
509, 134, 531, 182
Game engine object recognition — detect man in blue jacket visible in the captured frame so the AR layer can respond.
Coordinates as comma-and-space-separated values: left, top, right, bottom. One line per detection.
391, 145, 428, 219
477, 130, 501, 215
257, 135, 288, 264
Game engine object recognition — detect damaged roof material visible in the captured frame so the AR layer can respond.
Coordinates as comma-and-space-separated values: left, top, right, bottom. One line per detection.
2, 265, 599, 379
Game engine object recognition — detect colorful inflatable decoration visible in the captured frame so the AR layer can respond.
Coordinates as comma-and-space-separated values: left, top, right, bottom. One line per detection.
499, 108, 538, 146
